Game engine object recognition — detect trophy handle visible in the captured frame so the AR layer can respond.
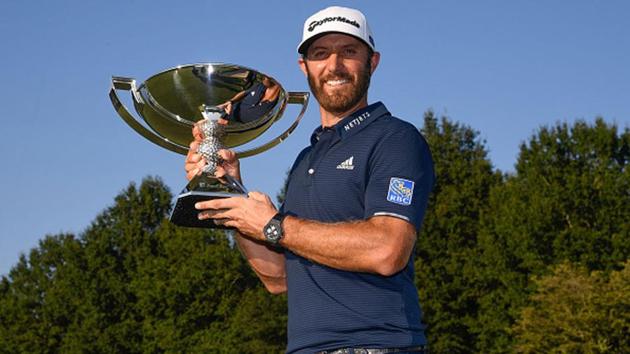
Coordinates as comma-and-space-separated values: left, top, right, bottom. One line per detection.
235, 91, 310, 158
109, 76, 189, 155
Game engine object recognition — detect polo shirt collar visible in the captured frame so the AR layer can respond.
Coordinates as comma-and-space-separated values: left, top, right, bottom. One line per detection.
310, 102, 389, 145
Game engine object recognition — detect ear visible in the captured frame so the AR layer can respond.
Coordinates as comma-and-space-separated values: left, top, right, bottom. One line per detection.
369, 51, 381, 75
298, 57, 308, 77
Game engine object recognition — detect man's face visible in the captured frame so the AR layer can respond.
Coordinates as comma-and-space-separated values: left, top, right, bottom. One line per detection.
300, 33, 379, 115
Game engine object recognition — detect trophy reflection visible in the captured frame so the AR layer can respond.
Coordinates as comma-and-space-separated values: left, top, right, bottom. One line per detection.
109, 63, 308, 228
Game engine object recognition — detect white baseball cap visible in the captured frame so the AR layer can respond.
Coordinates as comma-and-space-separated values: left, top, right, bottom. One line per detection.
297, 6, 375, 55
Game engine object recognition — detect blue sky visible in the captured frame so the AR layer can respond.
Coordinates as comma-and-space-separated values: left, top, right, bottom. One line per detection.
1, 0, 629, 275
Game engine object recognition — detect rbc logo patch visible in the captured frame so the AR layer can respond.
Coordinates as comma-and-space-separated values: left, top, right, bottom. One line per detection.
387, 177, 415, 206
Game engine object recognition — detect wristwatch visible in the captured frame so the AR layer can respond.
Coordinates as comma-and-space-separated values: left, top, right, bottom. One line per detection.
263, 212, 287, 245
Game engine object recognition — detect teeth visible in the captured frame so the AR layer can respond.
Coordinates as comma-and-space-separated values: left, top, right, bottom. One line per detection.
326, 79, 348, 86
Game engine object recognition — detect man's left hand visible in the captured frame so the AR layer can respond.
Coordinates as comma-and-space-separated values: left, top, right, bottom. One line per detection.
195, 191, 277, 240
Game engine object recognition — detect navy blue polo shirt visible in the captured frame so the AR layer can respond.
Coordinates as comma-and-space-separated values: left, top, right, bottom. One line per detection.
281, 102, 434, 353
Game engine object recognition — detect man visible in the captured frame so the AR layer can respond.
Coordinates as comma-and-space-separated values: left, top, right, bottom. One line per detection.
185, 6, 434, 354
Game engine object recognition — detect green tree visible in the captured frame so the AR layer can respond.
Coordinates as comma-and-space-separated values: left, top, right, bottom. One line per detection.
475, 118, 630, 352
0, 234, 86, 353
0, 177, 287, 353
512, 260, 630, 353
415, 111, 502, 353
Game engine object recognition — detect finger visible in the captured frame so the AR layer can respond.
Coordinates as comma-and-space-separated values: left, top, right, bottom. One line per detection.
185, 163, 197, 172
222, 219, 239, 229
214, 166, 226, 178
210, 217, 239, 229
212, 218, 228, 226
185, 159, 205, 174
186, 154, 202, 165
186, 169, 200, 181
195, 199, 224, 211
187, 142, 202, 161
186, 153, 202, 164
197, 209, 230, 220
186, 162, 203, 179
189, 140, 200, 151
193, 126, 205, 141
185, 162, 198, 173
197, 210, 216, 220
195, 196, 245, 210
217, 149, 237, 163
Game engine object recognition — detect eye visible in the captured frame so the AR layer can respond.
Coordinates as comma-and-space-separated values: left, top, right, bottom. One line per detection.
342, 47, 358, 57
308, 49, 329, 61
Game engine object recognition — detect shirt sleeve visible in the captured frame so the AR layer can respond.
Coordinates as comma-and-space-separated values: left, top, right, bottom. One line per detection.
364, 126, 435, 229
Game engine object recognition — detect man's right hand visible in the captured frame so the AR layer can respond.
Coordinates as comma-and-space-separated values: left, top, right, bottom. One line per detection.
184, 124, 242, 182
185, 140, 205, 181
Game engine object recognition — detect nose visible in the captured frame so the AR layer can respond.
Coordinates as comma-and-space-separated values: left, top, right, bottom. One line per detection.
325, 52, 344, 73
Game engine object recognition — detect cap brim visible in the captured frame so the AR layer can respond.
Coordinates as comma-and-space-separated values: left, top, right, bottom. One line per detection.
297, 32, 327, 54
297, 31, 373, 55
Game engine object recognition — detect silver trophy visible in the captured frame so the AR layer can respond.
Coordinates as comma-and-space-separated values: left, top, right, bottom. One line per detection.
109, 63, 309, 228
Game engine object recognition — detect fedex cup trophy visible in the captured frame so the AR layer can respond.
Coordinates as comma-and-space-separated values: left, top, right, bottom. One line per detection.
109, 63, 308, 228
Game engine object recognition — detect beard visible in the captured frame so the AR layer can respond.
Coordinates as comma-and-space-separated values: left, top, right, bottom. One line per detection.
306, 61, 371, 115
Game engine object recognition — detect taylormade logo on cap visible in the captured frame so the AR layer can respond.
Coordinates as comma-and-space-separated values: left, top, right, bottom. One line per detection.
298, 6, 375, 54
308, 16, 360, 32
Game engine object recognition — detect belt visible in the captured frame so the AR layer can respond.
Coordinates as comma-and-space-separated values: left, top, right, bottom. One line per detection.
317, 346, 427, 354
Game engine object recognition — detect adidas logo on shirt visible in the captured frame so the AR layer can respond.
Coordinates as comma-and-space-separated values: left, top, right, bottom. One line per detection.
336, 156, 355, 170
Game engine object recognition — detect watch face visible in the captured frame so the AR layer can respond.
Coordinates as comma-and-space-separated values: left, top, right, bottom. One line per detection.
264, 219, 283, 244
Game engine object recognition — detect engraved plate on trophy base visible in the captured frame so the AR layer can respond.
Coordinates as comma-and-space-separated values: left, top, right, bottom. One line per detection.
170, 173, 247, 228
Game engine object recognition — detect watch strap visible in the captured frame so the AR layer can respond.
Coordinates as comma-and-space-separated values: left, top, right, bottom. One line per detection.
264, 212, 287, 245
271, 212, 287, 224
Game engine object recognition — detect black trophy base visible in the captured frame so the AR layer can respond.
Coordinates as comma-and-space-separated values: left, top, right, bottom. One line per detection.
170, 174, 247, 229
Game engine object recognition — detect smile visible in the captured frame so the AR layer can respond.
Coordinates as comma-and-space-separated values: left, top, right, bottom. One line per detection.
325, 79, 350, 87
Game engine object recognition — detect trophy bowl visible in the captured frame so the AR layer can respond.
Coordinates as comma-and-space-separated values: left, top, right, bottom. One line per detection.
109, 63, 309, 228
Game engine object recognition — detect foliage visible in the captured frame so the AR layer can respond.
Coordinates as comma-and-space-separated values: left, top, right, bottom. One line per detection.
474, 118, 630, 352
0, 234, 85, 353
512, 261, 630, 353
0, 177, 286, 353
415, 111, 501, 353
